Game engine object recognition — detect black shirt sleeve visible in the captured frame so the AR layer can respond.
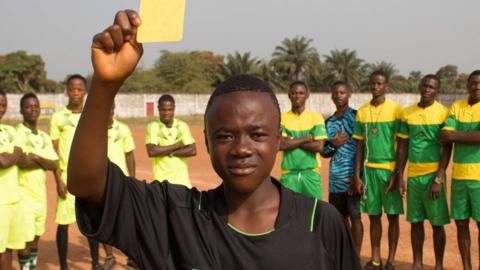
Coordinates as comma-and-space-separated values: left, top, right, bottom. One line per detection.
76, 162, 190, 270
315, 201, 362, 270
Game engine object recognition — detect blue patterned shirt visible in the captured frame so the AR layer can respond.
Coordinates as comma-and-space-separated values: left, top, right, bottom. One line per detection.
322, 108, 357, 193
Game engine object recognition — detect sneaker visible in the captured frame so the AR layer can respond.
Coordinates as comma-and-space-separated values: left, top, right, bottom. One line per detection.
364, 260, 383, 270
103, 255, 116, 270
384, 262, 395, 270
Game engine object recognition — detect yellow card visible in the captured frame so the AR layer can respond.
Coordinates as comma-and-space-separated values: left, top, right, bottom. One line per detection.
137, 0, 186, 43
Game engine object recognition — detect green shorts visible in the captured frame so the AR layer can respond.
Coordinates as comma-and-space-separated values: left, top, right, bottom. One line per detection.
280, 169, 323, 200
406, 173, 450, 226
0, 202, 26, 253
56, 171, 76, 225
451, 179, 480, 222
361, 167, 404, 216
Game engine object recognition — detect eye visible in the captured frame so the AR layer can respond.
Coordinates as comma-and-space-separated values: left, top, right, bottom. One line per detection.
215, 133, 233, 141
251, 132, 268, 141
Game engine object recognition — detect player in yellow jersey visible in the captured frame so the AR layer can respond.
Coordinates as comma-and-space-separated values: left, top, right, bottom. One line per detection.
16, 93, 59, 270
146, 94, 196, 187
0, 90, 23, 270
49, 74, 102, 270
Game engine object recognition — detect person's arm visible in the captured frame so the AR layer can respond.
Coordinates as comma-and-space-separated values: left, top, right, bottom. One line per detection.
145, 142, 183, 157
67, 10, 143, 206
17, 153, 41, 169
0, 147, 22, 169
386, 137, 408, 196
299, 139, 325, 153
171, 143, 196, 157
439, 130, 480, 144
125, 150, 136, 177
51, 139, 67, 198
29, 153, 58, 171
352, 139, 364, 195
279, 135, 312, 151
429, 142, 453, 200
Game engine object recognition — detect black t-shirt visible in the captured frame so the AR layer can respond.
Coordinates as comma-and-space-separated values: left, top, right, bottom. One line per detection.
76, 162, 361, 270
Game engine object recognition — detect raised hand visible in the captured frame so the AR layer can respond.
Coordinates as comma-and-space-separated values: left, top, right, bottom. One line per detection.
91, 10, 143, 85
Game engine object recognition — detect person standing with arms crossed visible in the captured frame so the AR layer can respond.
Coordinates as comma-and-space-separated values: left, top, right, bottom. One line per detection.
394, 75, 451, 270
280, 81, 326, 200
352, 71, 404, 270
145, 94, 196, 187
321, 81, 363, 255
49, 74, 103, 270
16, 93, 59, 270
439, 70, 480, 270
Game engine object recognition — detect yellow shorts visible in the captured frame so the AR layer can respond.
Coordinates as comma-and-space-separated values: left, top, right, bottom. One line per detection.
20, 193, 47, 242
55, 171, 76, 225
0, 202, 26, 253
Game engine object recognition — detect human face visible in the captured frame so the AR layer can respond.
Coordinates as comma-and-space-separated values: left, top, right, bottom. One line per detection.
67, 78, 86, 106
419, 78, 439, 104
468, 75, 480, 104
288, 84, 309, 109
21, 97, 40, 123
369, 75, 387, 98
158, 101, 175, 126
0, 95, 7, 120
331, 84, 349, 108
205, 91, 281, 194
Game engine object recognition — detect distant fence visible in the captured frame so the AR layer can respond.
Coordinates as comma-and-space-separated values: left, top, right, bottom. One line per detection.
3, 93, 467, 120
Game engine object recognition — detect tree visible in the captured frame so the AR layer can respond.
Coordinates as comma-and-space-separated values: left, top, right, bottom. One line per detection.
271, 36, 319, 82
120, 68, 168, 93
436, 65, 459, 93
221, 52, 261, 78
257, 61, 286, 92
324, 49, 365, 92
0, 50, 61, 93
365, 61, 399, 80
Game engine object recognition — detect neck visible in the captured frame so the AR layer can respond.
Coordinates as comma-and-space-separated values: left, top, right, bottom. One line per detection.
371, 95, 385, 106
469, 97, 480, 105
67, 103, 83, 113
291, 105, 305, 115
335, 104, 349, 117
161, 119, 173, 128
224, 177, 279, 215
418, 99, 434, 108
23, 120, 37, 132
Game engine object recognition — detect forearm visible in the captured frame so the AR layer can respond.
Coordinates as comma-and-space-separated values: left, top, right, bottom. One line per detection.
437, 142, 452, 178
171, 144, 197, 157
67, 78, 120, 205
146, 143, 181, 157
439, 130, 480, 144
126, 151, 136, 178
0, 151, 21, 168
354, 140, 364, 178
36, 158, 58, 171
299, 140, 324, 153
394, 138, 409, 175
279, 136, 310, 151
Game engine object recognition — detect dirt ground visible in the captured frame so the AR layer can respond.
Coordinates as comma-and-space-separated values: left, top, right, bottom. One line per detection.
11, 119, 479, 270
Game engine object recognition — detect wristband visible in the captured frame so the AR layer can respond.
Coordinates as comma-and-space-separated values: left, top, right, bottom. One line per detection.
434, 176, 443, 184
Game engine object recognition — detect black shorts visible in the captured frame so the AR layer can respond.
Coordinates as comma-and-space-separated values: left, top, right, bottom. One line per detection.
328, 192, 361, 220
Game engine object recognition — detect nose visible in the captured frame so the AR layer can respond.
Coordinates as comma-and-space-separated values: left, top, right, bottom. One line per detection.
229, 135, 253, 157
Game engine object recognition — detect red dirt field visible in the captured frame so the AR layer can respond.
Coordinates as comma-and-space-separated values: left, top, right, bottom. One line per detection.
11, 120, 479, 270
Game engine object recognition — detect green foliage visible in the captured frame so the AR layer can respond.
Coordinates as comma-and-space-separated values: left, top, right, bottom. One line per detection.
221, 51, 261, 78
324, 49, 365, 92
0, 50, 62, 93
120, 69, 168, 93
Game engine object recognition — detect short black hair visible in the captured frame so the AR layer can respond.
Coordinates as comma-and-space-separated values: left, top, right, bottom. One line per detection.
421, 74, 441, 89
289, 81, 309, 92
369, 70, 389, 83
331, 80, 349, 93
0, 89, 6, 98
66, 74, 87, 87
468, 70, 480, 85
158, 94, 175, 105
20, 92, 39, 109
205, 74, 281, 124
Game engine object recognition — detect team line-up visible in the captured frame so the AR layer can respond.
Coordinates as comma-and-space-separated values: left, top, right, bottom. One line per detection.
2, 10, 480, 270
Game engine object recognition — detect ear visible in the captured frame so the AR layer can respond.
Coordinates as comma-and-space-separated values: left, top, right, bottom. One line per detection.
203, 129, 210, 155
275, 126, 282, 152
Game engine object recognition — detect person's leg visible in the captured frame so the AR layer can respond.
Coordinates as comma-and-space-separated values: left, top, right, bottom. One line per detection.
347, 194, 363, 256
56, 225, 69, 270
103, 244, 116, 270
411, 222, 424, 270
363, 167, 384, 268
1, 250, 13, 270
431, 225, 446, 270
477, 222, 480, 270
369, 215, 382, 264
87, 237, 100, 268
28, 236, 40, 270
18, 246, 31, 270
386, 214, 399, 265
456, 219, 472, 270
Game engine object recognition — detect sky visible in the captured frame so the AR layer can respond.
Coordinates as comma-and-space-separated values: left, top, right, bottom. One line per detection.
0, 0, 478, 81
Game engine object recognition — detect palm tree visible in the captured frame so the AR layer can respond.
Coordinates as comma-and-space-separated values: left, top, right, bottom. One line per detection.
221, 51, 261, 78
365, 61, 399, 81
271, 36, 319, 82
324, 49, 365, 91
258, 60, 286, 92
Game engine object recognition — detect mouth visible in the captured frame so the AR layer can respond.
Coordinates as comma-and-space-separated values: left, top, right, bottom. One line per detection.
227, 166, 256, 176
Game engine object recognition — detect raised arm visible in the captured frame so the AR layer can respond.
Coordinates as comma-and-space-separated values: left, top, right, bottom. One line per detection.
67, 10, 143, 206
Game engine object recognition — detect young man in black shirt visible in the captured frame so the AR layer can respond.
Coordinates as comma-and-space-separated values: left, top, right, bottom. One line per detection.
67, 10, 360, 270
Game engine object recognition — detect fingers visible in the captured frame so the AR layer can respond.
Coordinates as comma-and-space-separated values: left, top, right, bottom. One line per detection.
114, 10, 141, 42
